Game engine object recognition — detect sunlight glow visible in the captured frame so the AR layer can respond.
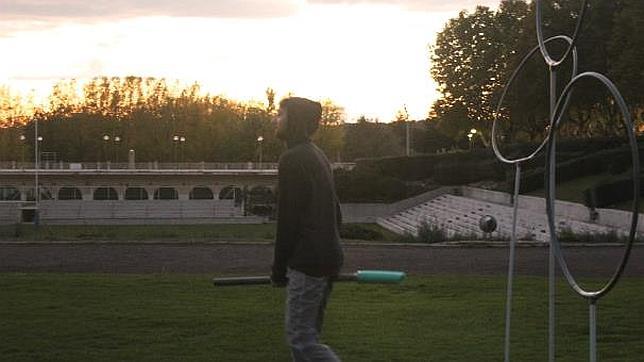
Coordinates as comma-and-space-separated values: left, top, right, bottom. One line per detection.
0, 2, 484, 121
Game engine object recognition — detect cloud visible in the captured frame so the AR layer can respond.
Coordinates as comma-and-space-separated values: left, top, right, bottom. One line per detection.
0, 0, 301, 21
307, 0, 500, 12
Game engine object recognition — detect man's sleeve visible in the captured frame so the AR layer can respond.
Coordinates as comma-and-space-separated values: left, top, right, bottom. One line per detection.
271, 156, 308, 281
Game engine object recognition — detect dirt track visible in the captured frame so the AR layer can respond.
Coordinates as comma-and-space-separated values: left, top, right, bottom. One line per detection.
1, 243, 643, 278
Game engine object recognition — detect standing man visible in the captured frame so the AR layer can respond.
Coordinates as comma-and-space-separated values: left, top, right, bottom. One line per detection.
271, 97, 344, 361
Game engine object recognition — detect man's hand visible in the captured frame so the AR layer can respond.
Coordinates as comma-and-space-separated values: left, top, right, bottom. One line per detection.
270, 273, 288, 288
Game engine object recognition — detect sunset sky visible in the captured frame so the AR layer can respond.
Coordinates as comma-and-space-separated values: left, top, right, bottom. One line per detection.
0, 0, 499, 121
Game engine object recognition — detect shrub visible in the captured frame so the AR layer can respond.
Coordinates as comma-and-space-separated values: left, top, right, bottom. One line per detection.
416, 221, 447, 243
434, 159, 504, 185
358, 149, 496, 181
513, 146, 640, 193
340, 224, 384, 241
335, 167, 414, 203
583, 176, 643, 208
396, 232, 419, 243
558, 227, 623, 243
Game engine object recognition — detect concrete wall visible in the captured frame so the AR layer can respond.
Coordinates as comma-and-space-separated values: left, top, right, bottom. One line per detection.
593, 207, 644, 233
0, 203, 21, 225
462, 186, 512, 206
38, 199, 245, 222
462, 186, 644, 233
340, 203, 389, 223
388, 187, 456, 214
340, 187, 455, 223
40, 216, 266, 225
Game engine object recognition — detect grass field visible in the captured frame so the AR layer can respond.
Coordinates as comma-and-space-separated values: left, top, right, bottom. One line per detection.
0, 223, 400, 243
1, 273, 643, 361
527, 172, 644, 212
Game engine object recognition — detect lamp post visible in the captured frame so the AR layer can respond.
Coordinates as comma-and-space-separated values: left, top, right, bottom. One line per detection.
19, 134, 26, 167
114, 136, 121, 164
468, 128, 478, 150
102, 134, 110, 165
406, 121, 411, 157
34, 121, 41, 227
172, 135, 179, 166
257, 136, 264, 169
179, 136, 186, 165
37, 136, 43, 164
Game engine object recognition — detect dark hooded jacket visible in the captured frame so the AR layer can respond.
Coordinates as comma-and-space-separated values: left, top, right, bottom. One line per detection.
271, 99, 344, 279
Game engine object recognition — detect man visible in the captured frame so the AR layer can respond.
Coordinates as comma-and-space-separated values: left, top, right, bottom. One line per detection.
271, 97, 344, 361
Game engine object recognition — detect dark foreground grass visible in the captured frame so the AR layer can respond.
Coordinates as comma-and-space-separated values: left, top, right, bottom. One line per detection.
1, 274, 643, 361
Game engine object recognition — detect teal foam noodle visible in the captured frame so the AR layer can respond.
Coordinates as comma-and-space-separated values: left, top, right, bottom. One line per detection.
356, 270, 406, 284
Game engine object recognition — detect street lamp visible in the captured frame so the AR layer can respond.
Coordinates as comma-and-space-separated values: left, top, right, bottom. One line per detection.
19, 134, 26, 166
467, 128, 478, 150
179, 136, 186, 164
36, 136, 43, 164
172, 135, 179, 165
34, 120, 41, 227
257, 136, 264, 168
114, 136, 121, 164
102, 134, 110, 164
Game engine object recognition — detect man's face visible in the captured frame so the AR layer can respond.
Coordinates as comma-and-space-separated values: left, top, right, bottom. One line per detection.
275, 106, 288, 140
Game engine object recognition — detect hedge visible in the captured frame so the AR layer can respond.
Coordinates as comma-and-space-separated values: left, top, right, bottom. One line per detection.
513, 146, 644, 193
356, 149, 501, 183
583, 176, 644, 209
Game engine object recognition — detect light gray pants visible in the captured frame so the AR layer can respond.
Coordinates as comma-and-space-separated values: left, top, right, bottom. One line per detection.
286, 268, 341, 362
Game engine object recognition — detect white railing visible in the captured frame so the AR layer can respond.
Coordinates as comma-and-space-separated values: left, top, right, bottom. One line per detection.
0, 161, 355, 171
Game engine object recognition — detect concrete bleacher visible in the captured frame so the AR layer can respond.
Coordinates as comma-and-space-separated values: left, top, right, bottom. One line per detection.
377, 189, 628, 242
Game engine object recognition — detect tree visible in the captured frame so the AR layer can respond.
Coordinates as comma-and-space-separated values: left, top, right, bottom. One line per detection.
430, 5, 515, 136
265, 87, 276, 115
0, 86, 34, 128
343, 117, 403, 161
430, 0, 640, 142
608, 0, 644, 125
313, 99, 346, 161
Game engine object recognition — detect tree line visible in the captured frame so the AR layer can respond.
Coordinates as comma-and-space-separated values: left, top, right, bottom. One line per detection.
430, 0, 644, 144
3, 0, 640, 164
0, 77, 444, 163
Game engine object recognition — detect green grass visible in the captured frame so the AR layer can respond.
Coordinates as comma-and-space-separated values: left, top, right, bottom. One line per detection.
527, 172, 644, 212
1, 273, 643, 361
527, 173, 615, 204
0, 223, 399, 243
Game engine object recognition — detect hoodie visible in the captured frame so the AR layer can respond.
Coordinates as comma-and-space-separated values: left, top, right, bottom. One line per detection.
271, 99, 344, 280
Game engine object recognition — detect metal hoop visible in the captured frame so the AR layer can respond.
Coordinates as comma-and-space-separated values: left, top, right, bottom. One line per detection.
536, 0, 589, 67
545, 71, 640, 300
491, 35, 578, 165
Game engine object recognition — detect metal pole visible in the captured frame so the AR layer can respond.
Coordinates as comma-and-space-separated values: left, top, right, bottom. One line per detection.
589, 300, 597, 362
504, 162, 521, 362
20, 140, 25, 167
405, 121, 411, 156
548, 66, 557, 362
34, 119, 39, 227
